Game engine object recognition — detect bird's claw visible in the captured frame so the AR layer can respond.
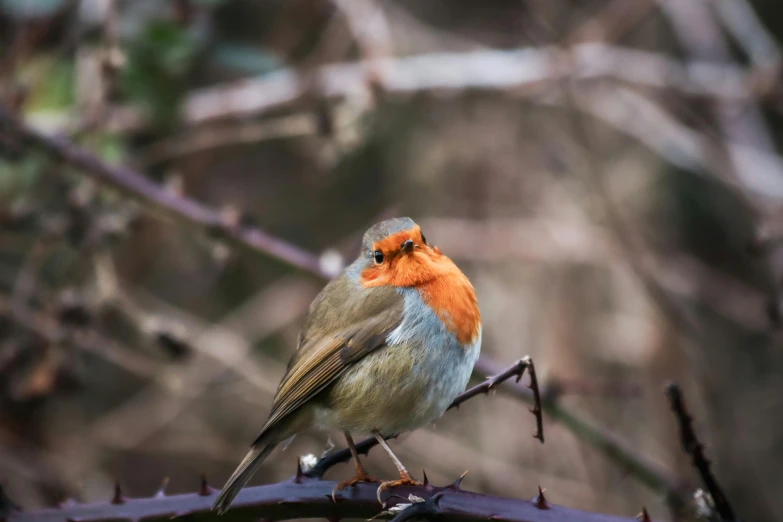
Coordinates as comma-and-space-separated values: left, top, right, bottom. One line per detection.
375, 473, 423, 504
331, 472, 381, 502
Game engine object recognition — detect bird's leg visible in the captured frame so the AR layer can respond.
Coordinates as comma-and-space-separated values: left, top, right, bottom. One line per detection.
372, 430, 423, 503
331, 431, 380, 501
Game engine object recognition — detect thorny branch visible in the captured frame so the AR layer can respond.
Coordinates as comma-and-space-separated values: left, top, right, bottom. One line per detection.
5, 382, 730, 522
3, 472, 642, 522
447, 356, 544, 443
2, 363, 641, 522
473, 358, 689, 509
0, 106, 689, 508
666, 383, 736, 522
307, 358, 545, 481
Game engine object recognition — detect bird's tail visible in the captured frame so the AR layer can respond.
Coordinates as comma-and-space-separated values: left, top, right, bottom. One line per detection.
212, 442, 278, 515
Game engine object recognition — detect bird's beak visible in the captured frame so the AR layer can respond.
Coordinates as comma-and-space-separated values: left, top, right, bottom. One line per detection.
401, 239, 415, 254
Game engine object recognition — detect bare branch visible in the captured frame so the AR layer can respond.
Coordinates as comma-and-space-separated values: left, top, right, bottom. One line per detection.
474, 358, 689, 510
447, 356, 544, 443
0, 106, 328, 279
181, 44, 751, 125
660, 0, 783, 200
713, 0, 781, 71
0, 359, 638, 522
6, 473, 642, 522
308, 357, 544, 481
526, 357, 544, 443
666, 383, 736, 522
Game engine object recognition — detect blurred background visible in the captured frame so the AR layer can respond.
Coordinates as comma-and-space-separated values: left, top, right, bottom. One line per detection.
2, 0, 783, 521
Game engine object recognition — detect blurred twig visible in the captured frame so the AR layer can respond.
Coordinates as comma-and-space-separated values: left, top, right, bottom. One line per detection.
666, 383, 736, 522
0, 294, 168, 382
0, 106, 328, 279
137, 114, 320, 168
660, 0, 783, 332
660, 0, 783, 200
181, 44, 751, 125
567, 0, 656, 45
333, 0, 394, 63
713, 0, 781, 71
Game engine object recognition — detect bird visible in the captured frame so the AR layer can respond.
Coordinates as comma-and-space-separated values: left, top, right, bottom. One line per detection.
212, 217, 481, 514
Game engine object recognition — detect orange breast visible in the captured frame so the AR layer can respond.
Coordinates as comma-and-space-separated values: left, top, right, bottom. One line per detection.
417, 264, 481, 345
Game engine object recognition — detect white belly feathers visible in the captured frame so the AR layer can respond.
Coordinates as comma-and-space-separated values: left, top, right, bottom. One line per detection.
315, 287, 482, 435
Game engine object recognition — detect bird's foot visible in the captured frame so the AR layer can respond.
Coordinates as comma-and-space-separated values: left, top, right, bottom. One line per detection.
376, 472, 423, 504
331, 471, 380, 502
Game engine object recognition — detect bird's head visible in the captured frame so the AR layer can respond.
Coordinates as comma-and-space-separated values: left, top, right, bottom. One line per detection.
358, 217, 448, 288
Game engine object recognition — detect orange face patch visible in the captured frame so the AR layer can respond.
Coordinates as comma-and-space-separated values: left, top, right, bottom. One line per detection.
361, 226, 480, 344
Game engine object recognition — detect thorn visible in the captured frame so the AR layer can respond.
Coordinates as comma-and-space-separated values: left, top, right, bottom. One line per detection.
295, 457, 305, 483
532, 486, 551, 509
448, 470, 468, 490
422, 469, 431, 489
637, 507, 652, 521
155, 477, 170, 498
111, 481, 126, 505
199, 473, 216, 496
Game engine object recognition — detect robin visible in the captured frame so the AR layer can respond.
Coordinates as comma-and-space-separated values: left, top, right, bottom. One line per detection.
213, 217, 481, 513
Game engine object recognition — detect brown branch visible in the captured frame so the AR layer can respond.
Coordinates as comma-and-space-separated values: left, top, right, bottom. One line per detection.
0, 106, 328, 280
5, 472, 643, 522
660, 1, 783, 201
180, 44, 751, 125
474, 359, 689, 510
447, 356, 544, 442
526, 358, 544, 443
308, 357, 544, 480
665, 383, 736, 522
3, 359, 641, 522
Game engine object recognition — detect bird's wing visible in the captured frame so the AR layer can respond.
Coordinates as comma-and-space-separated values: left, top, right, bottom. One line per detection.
254, 273, 403, 441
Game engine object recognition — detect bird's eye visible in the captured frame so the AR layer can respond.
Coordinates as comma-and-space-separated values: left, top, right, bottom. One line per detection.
373, 250, 384, 264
